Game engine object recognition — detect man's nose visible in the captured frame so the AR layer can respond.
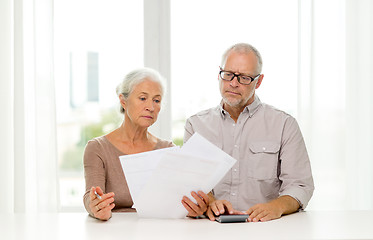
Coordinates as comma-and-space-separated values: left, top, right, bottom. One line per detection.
230, 75, 240, 87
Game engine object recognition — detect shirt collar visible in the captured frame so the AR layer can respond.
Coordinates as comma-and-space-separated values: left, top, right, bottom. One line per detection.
219, 95, 262, 118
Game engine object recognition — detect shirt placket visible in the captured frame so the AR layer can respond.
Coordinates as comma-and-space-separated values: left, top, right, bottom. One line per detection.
230, 119, 241, 207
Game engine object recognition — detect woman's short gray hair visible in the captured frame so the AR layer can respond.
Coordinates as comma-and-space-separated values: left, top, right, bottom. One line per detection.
116, 67, 166, 113
221, 43, 263, 75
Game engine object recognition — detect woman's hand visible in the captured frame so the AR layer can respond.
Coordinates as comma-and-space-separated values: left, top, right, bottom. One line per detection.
89, 186, 115, 221
181, 191, 209, 217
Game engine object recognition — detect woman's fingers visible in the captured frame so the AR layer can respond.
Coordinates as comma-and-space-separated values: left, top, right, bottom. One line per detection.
88, 186, 115, 220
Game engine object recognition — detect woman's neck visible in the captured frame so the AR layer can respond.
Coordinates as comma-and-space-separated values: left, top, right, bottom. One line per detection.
119, 121, 149, 144
106, 120, 157, 155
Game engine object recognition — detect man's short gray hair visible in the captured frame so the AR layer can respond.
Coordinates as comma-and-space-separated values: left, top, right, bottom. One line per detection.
116, 67, 166, 113
221, 43, 263, 74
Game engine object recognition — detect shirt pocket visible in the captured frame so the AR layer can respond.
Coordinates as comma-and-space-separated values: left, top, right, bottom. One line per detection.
248, 141, 280, 180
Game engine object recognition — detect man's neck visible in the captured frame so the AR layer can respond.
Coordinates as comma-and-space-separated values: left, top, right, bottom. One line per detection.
223, 97, 255, 123
223, 103, 246, 123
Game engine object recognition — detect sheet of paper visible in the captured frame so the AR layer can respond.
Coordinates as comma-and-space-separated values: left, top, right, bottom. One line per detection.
134, 151, 220, 218
119, 146, 180, 203
119, 132, 237, 219
180, 133, 237, 189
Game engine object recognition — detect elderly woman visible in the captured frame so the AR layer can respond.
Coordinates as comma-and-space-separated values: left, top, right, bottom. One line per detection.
83, 68, 174, 220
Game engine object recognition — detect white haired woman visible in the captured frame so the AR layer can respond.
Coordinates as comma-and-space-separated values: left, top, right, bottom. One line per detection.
83, 68, 174, 220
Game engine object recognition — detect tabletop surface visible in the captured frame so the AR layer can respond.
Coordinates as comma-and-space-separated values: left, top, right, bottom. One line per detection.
1, 210, 373, 240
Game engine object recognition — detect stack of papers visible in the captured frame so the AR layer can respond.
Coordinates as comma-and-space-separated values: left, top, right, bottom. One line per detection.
119, 133, 237, 219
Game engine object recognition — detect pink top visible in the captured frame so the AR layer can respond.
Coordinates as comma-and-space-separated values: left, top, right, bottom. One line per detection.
83, 135, 174, 216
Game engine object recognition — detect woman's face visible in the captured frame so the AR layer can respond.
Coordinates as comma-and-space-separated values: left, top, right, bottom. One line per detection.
121, 79, 162, 128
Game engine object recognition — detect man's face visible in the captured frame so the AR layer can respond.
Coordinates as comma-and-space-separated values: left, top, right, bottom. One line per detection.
219, 50, 261, 109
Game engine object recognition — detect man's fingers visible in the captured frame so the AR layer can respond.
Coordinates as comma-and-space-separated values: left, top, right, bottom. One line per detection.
246, 206, 255, 216
222, 200, 234, 214
259, 214, 273, 222
252, 210, 266, 222
210, 202, 220, 216
216, 201, 228, 214
206, 208, 215, 221
248, 208, 262, 222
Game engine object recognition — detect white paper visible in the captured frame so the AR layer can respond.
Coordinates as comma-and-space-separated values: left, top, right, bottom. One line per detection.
120, 132, 237, 219
119, 146, 180, 202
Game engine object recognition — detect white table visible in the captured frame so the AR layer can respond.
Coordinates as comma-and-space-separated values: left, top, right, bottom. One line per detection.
1, 211, 372, 239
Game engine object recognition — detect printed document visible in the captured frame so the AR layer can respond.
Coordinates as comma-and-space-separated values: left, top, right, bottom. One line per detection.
119, 133, 236, 218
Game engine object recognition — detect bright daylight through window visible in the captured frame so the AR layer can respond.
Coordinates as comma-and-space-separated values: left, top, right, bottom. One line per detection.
55, 0, 298, 210
54, 0, 143, 210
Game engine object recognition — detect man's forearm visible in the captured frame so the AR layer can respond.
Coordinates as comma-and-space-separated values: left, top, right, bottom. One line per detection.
271, 195, 300, 215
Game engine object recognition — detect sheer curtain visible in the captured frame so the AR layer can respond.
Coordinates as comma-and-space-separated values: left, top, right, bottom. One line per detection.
299, 0, 373, 210
345, 0, 373, 210
0, 0, 58, 213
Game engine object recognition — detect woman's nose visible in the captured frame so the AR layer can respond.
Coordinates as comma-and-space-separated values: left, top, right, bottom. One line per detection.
145, 101, 155, 111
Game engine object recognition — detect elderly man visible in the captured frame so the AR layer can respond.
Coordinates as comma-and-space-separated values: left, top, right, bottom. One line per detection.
181, 43, 314, 222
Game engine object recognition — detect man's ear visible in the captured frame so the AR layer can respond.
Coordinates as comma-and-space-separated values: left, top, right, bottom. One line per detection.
255, 74, 264, 89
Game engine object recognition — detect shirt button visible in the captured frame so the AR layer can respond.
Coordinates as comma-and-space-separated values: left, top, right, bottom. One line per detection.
232, 123, 236, 127
262, 147, 266, 151
233, 169, 237, 172
231, 193, 236, 196
234, 145, 238, 148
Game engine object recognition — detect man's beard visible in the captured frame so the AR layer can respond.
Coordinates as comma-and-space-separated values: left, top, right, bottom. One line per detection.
222, 96, 244, 108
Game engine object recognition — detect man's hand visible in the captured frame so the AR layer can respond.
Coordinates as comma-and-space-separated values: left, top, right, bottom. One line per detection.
206, 200, 244, 221
246, 195, 300, 222
246, 202, 282, 222
181, 191, 209, 217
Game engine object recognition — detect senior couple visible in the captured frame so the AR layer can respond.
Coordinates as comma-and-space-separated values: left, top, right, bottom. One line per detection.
83, 43, 314, 221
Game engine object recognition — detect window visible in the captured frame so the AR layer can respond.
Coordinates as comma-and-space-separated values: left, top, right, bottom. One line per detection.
171, 0, 299, 143
54, 0, 143, 210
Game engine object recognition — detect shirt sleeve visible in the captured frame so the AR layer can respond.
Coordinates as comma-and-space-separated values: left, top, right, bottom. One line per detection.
278, 117, 315, 209
183, 118, 195, 143
83, 140, 106, 216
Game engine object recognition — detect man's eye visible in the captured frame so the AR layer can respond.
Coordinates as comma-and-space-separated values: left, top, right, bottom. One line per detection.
241, 76, 251, 81
140, 97, 146, 101
154, 99, 161, 103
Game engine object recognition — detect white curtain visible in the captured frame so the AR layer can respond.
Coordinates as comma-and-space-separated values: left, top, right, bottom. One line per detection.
0, 0, 58, 213
345, 0, 373, 210
298, 0, 373, 210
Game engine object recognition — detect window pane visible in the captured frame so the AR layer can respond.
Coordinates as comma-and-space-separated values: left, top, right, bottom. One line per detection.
171, 0, 298, 142
54, 0, 143, 211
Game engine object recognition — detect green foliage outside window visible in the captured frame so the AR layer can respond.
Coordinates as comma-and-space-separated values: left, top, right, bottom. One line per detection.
60, 109, 121, 171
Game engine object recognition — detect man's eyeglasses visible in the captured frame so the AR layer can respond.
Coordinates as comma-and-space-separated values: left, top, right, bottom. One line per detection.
219, 67, 260, 85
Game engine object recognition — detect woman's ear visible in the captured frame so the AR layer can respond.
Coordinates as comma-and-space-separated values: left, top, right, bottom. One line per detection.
119, 94, 126, 111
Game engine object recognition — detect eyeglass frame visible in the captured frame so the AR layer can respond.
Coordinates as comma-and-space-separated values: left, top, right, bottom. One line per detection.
219, 67, 261, 85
